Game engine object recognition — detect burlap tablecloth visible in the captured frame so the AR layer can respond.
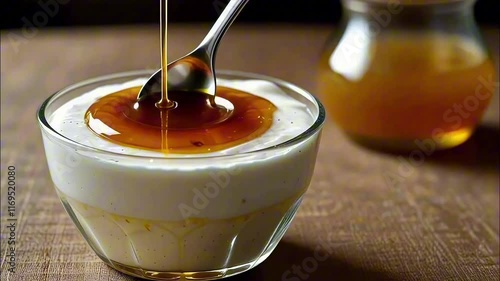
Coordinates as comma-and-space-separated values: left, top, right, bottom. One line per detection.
1, 24, 499, 281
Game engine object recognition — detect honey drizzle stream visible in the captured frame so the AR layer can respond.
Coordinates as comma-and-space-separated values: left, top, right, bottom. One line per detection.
156, 0, 173, 110
158, 0, 172, 152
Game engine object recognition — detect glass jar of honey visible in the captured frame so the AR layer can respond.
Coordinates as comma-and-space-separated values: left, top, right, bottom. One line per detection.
318, 0, 496, 152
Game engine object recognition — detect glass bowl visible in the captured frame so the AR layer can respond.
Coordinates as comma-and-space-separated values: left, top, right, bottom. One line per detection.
37, 70, 326, 280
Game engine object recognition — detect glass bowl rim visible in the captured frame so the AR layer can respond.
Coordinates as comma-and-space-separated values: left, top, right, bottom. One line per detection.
37, 69, 326, 160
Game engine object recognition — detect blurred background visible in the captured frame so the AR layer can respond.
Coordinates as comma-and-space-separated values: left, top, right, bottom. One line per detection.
2, 0, 499, 29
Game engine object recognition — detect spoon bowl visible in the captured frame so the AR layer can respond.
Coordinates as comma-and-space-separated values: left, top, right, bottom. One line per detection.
138, 50, 214, 102
137, 0, 249, 102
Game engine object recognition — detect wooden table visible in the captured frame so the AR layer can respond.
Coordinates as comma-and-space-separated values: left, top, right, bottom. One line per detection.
1, 24, 499, 281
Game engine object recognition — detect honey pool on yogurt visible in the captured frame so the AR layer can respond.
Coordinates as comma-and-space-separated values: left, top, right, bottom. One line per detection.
85, 86, 277, 154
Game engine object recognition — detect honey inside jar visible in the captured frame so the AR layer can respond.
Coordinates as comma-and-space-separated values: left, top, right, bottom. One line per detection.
85, 87, 276, 154
318, 34, 496, 151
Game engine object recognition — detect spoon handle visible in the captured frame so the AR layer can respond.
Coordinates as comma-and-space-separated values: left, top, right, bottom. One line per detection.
199, 0, 250, 58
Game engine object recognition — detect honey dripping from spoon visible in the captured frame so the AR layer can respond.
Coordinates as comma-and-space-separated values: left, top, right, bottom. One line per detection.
84, 0, 276, 154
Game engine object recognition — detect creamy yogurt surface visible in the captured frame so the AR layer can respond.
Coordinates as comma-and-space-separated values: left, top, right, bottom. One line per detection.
48, 78, 315, 157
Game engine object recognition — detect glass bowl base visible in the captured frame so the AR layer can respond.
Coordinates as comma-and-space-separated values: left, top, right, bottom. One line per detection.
98, 251, 273, 280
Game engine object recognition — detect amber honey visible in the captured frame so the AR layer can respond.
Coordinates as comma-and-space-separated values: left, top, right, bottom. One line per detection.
318, 34, 496, 151
85, 87, 276, 154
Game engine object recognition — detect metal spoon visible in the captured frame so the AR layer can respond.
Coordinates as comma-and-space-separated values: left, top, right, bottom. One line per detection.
137, 0, 250, 104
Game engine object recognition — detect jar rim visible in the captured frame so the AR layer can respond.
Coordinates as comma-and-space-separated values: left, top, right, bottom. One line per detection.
341, 0, 474, 15
343, 0, 470, 4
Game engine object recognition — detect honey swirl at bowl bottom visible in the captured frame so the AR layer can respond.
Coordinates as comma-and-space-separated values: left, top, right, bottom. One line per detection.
84, 86, 277, 154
